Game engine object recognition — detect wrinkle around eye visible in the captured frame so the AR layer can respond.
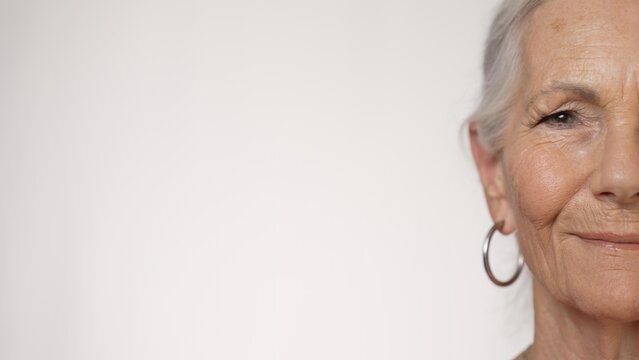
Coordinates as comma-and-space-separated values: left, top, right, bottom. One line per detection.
525, 91, 605, 130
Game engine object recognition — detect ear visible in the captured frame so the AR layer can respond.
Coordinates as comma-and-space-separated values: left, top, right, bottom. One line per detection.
468, 121, 516, 234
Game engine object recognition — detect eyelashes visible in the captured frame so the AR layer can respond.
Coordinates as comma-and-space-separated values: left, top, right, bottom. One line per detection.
531, 101, 597, 129
536, 110, 581, 128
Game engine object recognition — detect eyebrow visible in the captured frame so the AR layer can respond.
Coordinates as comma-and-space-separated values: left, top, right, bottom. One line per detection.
526, 81, 601, 111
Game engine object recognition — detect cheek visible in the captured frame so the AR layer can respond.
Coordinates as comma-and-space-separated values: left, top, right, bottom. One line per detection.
505, 144, 584, 229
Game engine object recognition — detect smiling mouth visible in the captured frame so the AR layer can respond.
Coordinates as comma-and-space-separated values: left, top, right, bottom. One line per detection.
572, 232, 639, 250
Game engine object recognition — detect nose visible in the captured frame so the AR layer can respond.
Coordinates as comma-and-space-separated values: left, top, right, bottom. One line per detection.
591, 123, 639, 207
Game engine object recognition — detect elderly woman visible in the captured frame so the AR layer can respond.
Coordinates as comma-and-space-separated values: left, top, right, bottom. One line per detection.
469, 0, 639, 359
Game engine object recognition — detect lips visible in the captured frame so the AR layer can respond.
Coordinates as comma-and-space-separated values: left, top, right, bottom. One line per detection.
572, 232, 639, 249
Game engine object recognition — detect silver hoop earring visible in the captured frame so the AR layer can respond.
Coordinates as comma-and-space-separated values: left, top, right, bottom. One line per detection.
482, 221, 524, 287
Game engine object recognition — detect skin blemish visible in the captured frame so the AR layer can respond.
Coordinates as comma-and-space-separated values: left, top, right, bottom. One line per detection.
551, 17, 566, 32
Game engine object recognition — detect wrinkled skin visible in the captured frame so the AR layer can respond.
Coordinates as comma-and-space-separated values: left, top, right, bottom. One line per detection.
471, 0, 639, 359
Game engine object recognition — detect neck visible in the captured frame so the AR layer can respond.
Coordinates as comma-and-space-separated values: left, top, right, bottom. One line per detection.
529, 279, 639, 360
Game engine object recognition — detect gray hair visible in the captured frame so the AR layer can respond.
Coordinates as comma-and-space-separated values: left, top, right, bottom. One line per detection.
470, 0, 545, 154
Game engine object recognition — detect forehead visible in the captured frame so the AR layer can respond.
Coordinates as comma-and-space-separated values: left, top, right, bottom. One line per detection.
521, 0, 639, 94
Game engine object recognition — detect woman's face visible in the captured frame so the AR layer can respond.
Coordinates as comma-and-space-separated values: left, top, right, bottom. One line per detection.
473, 0, 639, 321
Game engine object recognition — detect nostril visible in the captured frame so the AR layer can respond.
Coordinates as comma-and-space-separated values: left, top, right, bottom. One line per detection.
596, 191, 639, 205
596, 191, 619, 203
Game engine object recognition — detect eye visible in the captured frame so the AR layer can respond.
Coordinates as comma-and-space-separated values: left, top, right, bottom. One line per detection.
537, 110, 580, 128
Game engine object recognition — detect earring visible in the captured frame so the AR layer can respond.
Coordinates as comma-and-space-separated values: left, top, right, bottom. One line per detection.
482, 220, 524, 287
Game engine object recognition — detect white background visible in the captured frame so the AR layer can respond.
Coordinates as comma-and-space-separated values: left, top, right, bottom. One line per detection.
0, 0, 534, 358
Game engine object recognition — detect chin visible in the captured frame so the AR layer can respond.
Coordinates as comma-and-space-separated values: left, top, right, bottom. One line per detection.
546, 235, 639, 322
567, 272, 639, 322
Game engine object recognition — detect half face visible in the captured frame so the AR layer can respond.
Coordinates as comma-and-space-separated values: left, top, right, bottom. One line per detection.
473, 0, 639, 321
